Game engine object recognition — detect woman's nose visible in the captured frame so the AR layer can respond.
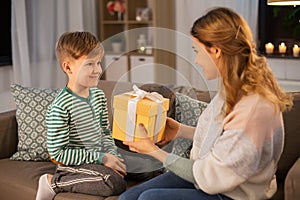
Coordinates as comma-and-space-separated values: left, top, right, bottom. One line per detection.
94, 64, 102, 73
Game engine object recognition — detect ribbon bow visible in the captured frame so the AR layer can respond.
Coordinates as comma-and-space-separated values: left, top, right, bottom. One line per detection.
130, 85, 163, 103
126, 85, 164, 141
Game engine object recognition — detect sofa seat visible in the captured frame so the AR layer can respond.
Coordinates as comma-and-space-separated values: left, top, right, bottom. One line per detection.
0, 158, 131, 200
0, 158, 55, 199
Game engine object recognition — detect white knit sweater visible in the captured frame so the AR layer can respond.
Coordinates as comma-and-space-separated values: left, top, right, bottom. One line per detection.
190, 93, 284, 200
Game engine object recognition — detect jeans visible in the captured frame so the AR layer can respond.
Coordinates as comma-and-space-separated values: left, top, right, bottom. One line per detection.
118, 171, 232, 200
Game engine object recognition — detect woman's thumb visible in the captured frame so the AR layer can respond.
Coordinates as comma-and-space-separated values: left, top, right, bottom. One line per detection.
138, 123, 148, 139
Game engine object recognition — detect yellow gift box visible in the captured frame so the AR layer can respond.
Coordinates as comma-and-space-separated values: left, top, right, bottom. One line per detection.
112, 87, 169, 142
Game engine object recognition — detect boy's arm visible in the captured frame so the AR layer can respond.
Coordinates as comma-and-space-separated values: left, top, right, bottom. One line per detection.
46, 104, 105, 165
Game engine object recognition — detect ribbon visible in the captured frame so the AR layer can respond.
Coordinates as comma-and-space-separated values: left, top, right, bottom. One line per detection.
126, 85, 164, 141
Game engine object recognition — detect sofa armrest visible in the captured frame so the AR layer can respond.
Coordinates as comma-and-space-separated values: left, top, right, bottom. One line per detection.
0, 110, 17, 159
285, 157, 300, 200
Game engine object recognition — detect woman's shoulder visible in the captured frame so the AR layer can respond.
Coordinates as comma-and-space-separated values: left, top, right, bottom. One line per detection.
238, 93, 275, 114
223, 93, 278, 131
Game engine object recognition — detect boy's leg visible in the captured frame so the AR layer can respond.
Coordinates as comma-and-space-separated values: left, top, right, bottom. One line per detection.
118, 171, 195, 200
52, 164, 126, 196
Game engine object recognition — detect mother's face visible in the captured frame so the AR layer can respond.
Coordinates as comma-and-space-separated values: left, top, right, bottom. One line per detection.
191, 37, 221, 80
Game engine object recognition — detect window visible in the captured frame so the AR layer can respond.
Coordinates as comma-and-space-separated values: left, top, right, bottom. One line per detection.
258, 0, 300, 55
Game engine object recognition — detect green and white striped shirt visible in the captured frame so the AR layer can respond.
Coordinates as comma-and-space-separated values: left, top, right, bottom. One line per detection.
46, 87, 120, 166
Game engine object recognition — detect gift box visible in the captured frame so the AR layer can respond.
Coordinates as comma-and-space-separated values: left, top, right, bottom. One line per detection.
112, 86, 169, 142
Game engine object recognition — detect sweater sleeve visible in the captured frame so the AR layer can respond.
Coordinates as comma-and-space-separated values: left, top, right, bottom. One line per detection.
163, 153, 196, 184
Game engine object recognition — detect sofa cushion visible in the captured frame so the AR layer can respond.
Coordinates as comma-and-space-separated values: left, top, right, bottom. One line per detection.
171, 92, 208, 158
277, 92, 300, 180
10, 84, 60, 161
0, 158, 56, 200
174, 92, 208, 126
0, 110, 17, 159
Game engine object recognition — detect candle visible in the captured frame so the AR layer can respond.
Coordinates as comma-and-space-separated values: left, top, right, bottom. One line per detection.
279, 42, 287, 54
293, 44, 299, 57
265, 42, 274, 54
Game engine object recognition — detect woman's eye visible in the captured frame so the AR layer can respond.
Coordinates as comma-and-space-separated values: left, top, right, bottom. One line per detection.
192, 47, 198, 53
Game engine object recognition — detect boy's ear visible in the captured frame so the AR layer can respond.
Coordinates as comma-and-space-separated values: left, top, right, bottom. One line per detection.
62, 62, 72, 74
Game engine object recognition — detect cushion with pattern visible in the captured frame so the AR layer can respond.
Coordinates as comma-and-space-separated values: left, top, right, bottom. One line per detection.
10, 84, 60, 161
172, 92, 208, 158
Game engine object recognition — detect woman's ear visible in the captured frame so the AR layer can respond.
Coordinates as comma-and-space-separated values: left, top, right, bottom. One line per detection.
212, 47, 221, 59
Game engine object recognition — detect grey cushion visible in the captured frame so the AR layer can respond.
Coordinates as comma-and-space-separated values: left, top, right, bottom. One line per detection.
10, 84, 60, 161
172, 92, 208, 158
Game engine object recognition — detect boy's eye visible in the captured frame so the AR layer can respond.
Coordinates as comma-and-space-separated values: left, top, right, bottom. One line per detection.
86, 63, 93, 66
97, 61, 101, 66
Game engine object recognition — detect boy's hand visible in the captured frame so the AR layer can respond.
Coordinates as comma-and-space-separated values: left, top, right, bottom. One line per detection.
102, 153, 126, 177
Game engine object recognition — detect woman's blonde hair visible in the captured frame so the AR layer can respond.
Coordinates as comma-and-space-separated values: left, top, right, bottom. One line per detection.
191, 7, 293, 115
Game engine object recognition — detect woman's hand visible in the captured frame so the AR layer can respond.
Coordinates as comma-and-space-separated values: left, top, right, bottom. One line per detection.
102, 153, 126, 177
123, 124, 168, 162
123, 124, 159, 154
157, 117, 181, 147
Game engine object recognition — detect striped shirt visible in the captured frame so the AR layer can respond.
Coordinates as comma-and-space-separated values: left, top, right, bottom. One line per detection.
46, 87, 120, 166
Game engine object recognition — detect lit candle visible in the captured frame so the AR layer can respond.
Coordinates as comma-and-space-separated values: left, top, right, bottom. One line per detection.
293, 44, 299, 57
265, 42, 274, 54
279, 42, 287, 54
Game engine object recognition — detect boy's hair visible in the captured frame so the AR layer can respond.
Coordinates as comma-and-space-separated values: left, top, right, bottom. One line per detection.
56, 31, 103, 65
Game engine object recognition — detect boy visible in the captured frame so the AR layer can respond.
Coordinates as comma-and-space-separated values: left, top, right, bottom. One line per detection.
36, 31, 126, 200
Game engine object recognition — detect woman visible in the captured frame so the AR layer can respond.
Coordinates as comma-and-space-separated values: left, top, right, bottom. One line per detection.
119, 7, 293, 200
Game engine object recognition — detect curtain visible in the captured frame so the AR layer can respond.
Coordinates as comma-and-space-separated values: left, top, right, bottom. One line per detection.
175, 0, 259, 90
11, 0, 98, 88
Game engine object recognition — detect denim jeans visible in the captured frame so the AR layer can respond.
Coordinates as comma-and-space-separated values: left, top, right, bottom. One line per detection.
118, 171, 232, 200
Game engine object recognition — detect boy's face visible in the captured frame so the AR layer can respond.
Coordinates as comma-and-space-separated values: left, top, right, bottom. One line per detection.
66, 52, 103, 89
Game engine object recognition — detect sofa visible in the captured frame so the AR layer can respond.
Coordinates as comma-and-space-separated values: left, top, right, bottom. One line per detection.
0, 80, 299, 200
